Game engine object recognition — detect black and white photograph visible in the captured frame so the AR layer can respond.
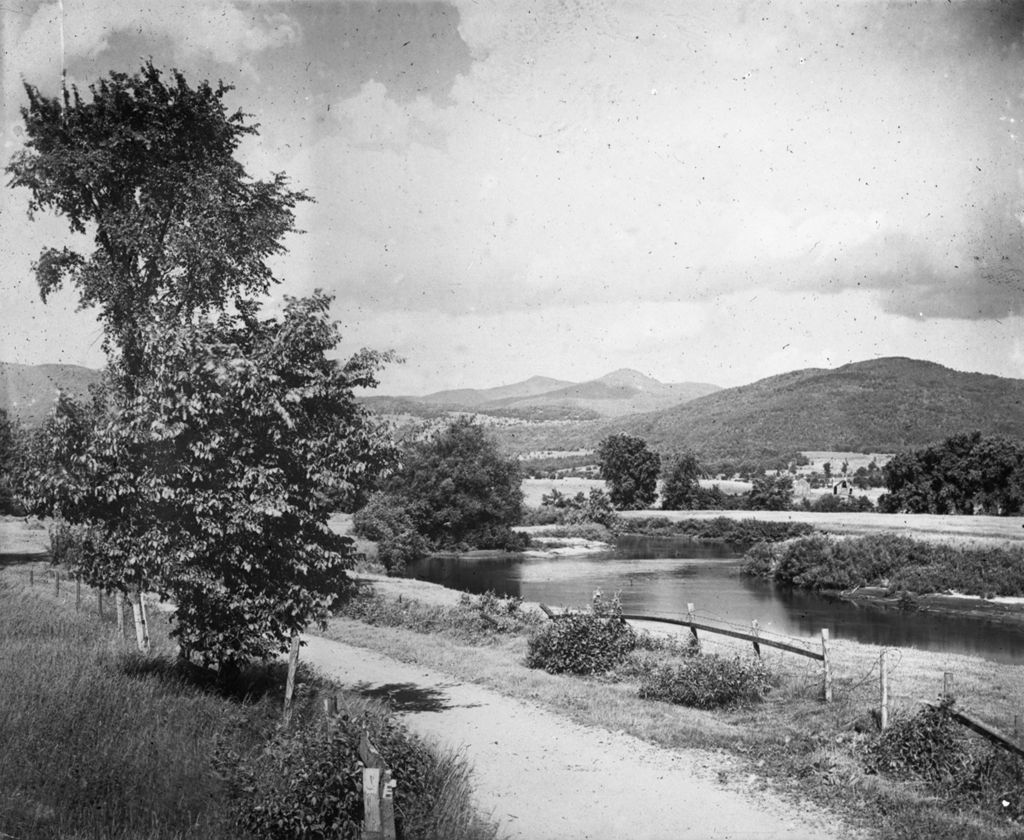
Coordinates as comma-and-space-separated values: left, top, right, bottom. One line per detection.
3, 1, 1024, 838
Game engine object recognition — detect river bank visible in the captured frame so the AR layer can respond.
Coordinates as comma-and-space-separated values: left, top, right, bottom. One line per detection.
331, 571, 1024, 840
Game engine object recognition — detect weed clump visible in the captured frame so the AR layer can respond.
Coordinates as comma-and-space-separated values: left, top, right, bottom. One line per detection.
526, 592, 636, 675
637, 654, 774, 709
224, 698, 496, 840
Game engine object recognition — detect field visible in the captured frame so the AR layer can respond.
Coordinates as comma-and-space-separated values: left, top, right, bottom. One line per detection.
619, 508, 1024, 546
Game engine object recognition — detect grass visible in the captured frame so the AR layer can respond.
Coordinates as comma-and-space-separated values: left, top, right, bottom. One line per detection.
322, 577, 1024, 840
0, 561, 497, 840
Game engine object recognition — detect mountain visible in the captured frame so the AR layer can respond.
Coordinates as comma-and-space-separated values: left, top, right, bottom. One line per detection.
419, 375, 575, 407
373, 369, 721, 419
487, 369, 720, 417
610, 357, 1024, 458
1, 363, 103, 426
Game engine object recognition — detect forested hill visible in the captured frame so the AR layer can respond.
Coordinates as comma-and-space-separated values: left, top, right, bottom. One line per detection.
0, 363, 102, 426
611, 357, 1024, 458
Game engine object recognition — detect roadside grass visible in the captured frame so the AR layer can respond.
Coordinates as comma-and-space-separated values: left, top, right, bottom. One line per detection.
0, 564, 498, 840
324, 583, 1024, 840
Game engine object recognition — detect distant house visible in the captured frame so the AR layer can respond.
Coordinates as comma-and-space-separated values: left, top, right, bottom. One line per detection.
791, 477, 812, 497
832, 479, 854, 497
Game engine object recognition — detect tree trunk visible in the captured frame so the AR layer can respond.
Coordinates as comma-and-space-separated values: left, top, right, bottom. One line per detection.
115, 590, 126, 639
129, 588, 151, 653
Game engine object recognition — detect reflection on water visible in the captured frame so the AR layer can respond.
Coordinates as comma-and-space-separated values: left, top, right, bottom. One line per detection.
408, 536, 1024, 665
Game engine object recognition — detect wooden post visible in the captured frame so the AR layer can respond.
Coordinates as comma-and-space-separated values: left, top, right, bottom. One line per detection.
879, 650, 889, 730
54, 570, 60, 597
943, 671, 954, 702
363, 768, 384, 840
751, 620, 761, 657
29, 568, 34, 587
282, 632, 301, 726
821, 629, 832, 703
323, 693, 338, 734
75, 576, 81, 611
115, 592, 125, 638
686, 603, 700, 650
381, 770, 397, 840
128, 589, 151, 653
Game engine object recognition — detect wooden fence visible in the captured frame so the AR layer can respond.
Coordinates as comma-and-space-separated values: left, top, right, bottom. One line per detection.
539, 602, 834, 701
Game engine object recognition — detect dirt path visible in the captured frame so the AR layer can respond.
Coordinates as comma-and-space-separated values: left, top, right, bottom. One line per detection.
302, 634, 861, 840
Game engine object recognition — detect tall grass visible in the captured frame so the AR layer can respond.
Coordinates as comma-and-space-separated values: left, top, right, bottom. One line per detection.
0, 578, 249, 839
0, 572, 498, 840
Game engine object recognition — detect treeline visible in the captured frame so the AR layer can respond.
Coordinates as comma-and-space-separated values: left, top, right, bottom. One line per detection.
743, 534, 1024, 598
878, 431, 1024, 515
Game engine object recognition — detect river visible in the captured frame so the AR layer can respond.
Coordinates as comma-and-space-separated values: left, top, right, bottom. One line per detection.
407, 535, 1024, 665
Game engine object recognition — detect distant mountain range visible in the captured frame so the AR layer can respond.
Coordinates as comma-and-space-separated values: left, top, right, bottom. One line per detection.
6, 357, 1024, 460
363, 369, 721, 419
0, 363, 102, 427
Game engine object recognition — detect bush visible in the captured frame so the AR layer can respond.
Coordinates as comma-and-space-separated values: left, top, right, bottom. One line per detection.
621, 516, 814, 547
864, 699, 972, 785
353, 493, 428, 576
637, 655, 774, 709
525, 592, 636, 675
227, 699, 495, 840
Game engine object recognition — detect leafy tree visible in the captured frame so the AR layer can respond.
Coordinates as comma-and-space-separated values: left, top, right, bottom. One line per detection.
597, 433, 660, 509
379, 418, 524, 552
9, 65, 392, 666
6, 62, 308, 393
747, 474, 794, 511
0, 409, 24, 515
881, 432, 1024, 515
660, 450, 703, 510
822, 461, 832, 481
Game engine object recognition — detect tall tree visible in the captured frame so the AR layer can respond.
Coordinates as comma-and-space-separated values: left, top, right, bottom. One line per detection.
6, 62, 308, 390
10, 65, 392, 666
660, 450, 703, 510
597, 433, 660, 510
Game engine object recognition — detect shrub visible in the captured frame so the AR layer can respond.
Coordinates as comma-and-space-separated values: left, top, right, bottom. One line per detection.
526, 592, 636, 675
864, 699, 972, 785
637, 655, 774, 709
227, 699, 495, 840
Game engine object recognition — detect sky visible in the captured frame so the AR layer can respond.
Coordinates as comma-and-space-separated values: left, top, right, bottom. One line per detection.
3, 0, 1024, 395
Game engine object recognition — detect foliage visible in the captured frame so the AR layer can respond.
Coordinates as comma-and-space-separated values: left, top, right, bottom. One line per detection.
227, 700, 495, 840
374, 418, 524, 552
337, 589, 540, 642
747, 473, 794, 510
881, 432, 1024, 515
637, 654, 774, 709
9, 63, 395, 667
742, 533, 1024, 596
596, 433, 660, 510
620, 516, 814, 546
864, 699, 972, 785
660, 450, 703, 510
799, 493, 875, 512
6, 62, 309, 383
525, 592, 636, 675
0, 408, 25, 515
352, 492, 429, 576
533, 486, 618, 527
23, 296, 394, 667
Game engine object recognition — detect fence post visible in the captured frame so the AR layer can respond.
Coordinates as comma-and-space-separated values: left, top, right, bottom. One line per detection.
29, 568, 34, 587
751, 620, 761, 657
282, 632, 301, 726
75, 576, 82, 611
821, 629, 833, 703
363, 768, 383, 840
686, 603, 700, 651
943, 672, 954, 702
323, 694, 338, 734
879, 650, 889, 730
54, 570, 60, 598
115, 592, 125, 638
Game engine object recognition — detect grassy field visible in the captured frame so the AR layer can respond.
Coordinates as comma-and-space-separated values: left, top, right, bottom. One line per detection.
330, 575, 1024, 840
618, 508, 1024, 545
0, 555, 496, 840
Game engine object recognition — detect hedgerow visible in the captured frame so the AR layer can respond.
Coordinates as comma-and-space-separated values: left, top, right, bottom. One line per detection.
637, 655, 774, 709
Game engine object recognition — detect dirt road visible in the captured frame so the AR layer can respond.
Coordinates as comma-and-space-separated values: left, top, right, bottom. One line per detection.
302, 634, 861, 840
